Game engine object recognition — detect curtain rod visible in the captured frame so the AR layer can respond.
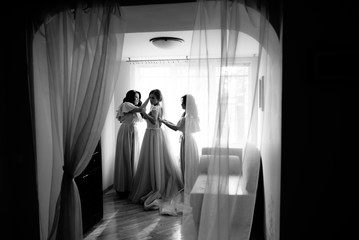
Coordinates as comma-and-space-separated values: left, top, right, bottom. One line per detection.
126, 55, 257, 64
126, 56, 190, 64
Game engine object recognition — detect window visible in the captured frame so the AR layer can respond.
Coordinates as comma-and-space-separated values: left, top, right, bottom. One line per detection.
132, 60, 252, 149
215, 64, 250, 147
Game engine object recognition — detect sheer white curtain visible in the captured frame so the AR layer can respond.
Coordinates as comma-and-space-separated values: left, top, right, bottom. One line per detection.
31, 4, 125, 240
182, 0, 282, 240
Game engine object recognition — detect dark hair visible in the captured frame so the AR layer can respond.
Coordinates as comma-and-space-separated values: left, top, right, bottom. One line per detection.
182, 94, 198, 119
123, 90, 142, 106
136, 91, 142, 106
149, 89, 162, 102
181, 95, 187, 106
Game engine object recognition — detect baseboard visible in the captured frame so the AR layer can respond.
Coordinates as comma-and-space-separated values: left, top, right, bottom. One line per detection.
103, 184, 113, 194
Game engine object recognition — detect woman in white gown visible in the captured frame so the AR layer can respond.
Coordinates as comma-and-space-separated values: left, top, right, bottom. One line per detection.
129, 89, 183, 210
113, 90, 149, 195
159, 94, 200, 194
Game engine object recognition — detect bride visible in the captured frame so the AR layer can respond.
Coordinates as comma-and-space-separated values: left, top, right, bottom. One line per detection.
129, 89, 183, 211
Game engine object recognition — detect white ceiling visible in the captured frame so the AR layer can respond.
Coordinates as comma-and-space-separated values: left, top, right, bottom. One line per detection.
120, 2, 259, 61
122, 31, 194, 61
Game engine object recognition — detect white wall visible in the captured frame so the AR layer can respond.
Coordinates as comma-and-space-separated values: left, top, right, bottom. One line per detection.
258, 26, 282, 240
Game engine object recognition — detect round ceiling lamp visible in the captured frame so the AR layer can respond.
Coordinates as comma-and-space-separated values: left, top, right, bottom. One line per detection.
150, 37, 184, 49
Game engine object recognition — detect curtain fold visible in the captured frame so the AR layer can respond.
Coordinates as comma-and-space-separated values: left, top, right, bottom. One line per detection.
31, 4, 125, 240
182, 0, 281, 240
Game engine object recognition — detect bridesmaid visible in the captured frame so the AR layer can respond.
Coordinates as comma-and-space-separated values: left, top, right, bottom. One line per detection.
159, 94, 200, 193
113, 90, 149, 196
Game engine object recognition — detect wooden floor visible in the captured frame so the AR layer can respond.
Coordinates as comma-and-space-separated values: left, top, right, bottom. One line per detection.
83, 188, 196, 240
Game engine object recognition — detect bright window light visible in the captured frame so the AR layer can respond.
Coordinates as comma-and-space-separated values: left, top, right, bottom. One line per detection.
132, 61, 251, 150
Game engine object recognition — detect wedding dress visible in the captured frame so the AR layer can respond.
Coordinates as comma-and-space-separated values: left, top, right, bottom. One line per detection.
129, 104, 183, 211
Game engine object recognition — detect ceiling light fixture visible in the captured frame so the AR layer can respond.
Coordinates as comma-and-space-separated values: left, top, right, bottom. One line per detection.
150, 37, 184, 49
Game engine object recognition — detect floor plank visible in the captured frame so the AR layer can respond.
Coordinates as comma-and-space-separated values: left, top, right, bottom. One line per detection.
84, 188, 194, 240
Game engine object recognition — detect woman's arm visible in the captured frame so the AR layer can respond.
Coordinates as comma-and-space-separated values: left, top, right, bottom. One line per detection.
139, 97, 150, 109
128, 97, 150, 113
159, 118, 179, 131
142, 110, 156, 125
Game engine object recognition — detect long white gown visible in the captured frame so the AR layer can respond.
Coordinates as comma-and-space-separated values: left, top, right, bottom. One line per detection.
113, 102, 141, 193
177, 113, 200, 195
129, 105, 183, 210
